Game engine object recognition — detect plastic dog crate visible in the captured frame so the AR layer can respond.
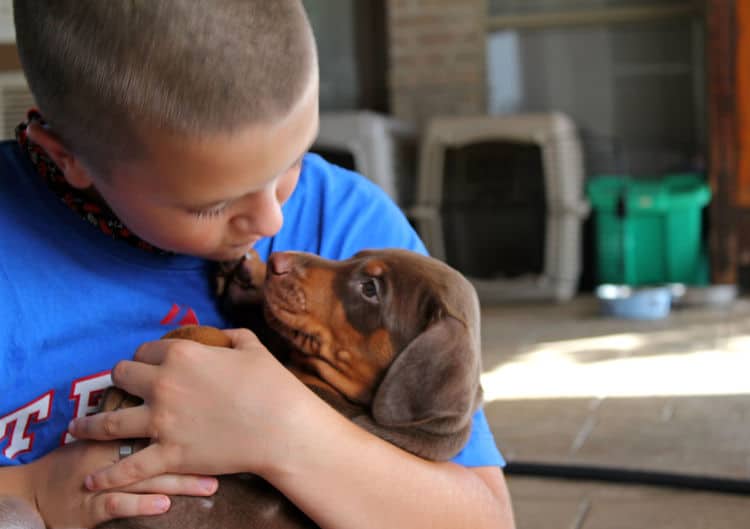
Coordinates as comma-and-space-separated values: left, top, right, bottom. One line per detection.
410, 113, 590, 302
314, 111, 417, 208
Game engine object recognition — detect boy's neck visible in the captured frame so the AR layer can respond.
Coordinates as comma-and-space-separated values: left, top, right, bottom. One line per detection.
15, 111, 172, 256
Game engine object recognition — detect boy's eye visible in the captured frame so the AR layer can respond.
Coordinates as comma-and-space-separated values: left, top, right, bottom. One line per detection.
191, 202, 229, 219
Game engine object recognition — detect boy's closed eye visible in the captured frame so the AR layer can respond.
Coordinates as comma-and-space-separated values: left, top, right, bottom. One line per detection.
186, 155, 305, 220
190, 202, 230, 219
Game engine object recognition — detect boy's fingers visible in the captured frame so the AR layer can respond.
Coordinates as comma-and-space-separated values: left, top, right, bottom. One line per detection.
132, 340, 169, 365
110, 359, 159, 399
69, 406, 150, 441
122, 474, 218, 496
90, 491, 170, 525
86, 445, 170, 491
222, 327, 261, 349
134, 337, 221, 364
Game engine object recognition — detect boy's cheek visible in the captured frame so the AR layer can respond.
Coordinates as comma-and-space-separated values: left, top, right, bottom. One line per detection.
276, 167, 301, 204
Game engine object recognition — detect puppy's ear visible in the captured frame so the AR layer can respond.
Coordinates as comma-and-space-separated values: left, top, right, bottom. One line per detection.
371, 316, 481, 435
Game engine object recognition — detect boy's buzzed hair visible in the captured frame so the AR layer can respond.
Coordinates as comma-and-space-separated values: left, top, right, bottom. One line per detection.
13, 0, 317, 173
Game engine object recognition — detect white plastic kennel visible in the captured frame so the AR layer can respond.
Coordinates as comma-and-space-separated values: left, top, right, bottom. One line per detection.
410, 113, 590, 302
315, 111, 417, 207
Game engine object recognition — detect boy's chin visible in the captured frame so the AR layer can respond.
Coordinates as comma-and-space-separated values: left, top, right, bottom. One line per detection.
156, 241, 255, 262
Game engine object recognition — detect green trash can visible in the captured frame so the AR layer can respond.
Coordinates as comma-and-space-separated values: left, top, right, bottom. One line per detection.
587, 173, 712, 286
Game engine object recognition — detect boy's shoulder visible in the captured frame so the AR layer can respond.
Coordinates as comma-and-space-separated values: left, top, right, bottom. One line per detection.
298, 152, 386, 199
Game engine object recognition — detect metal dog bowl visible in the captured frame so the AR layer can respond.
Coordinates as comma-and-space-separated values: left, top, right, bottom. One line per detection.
596, 284, 672, 320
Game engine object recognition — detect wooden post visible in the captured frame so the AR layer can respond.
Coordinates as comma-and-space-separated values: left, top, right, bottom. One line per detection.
707, 0, 739, 284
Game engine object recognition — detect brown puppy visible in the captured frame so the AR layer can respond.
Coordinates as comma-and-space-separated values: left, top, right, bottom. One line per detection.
96, 249, 483, 529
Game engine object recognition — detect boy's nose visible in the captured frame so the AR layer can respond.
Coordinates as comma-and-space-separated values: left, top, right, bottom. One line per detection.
231, 188, 283, 238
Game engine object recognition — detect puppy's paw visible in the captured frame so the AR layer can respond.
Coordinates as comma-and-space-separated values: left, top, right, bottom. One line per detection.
162, 325, 233, 347
98, 386, 142, 412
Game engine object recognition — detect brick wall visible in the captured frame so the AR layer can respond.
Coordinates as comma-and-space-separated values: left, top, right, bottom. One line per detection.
386, 0, 488, 128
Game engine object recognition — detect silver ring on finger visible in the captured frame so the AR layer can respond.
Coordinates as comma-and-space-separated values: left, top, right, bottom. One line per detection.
118, 441, 134, 460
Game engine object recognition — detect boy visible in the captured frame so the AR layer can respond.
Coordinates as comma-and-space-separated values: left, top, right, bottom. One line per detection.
0, 2, 515, 528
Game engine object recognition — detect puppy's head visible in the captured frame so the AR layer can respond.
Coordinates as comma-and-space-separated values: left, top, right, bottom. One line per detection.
263, 249, 482, 437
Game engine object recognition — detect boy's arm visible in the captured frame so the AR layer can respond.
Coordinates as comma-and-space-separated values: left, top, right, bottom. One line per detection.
70, 329, 516, 529
265, 392, 516, 529
0, 443, 218, 529
74, 386, 515, 529
72, 391, 515, 529
0, 465, 35, 506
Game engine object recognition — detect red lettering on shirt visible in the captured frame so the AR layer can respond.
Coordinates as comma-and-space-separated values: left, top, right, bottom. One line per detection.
178, 308, 199, 326
161, 303, 182, 325
161, 304, 200, 326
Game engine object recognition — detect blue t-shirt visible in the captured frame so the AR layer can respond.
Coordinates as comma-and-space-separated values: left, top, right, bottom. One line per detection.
0, 142, 504, 468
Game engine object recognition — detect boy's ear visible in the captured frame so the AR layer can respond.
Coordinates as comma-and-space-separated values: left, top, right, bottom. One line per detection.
25, 121, 95, 189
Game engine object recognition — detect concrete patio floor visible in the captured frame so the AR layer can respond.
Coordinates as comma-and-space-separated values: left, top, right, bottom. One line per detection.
479, 295, 750, 528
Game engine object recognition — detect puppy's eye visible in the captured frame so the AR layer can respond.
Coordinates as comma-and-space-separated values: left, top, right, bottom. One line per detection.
360, 278, 380, 302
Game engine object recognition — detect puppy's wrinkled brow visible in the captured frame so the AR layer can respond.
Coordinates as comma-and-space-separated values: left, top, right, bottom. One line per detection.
332, 258, 437, 355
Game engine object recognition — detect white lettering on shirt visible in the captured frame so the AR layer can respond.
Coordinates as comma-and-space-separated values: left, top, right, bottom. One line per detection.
62, 371, 112, 444
0, 391, 53, 459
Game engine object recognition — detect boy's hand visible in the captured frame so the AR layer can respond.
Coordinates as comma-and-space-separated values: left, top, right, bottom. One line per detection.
31, 440, 218, 528
68, 328, 313, 491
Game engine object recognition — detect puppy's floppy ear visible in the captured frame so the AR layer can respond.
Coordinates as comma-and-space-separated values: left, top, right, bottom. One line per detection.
371, 315, 481, 436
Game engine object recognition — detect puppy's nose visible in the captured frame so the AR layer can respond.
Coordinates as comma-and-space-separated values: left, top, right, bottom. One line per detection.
268, 252, 294, 275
